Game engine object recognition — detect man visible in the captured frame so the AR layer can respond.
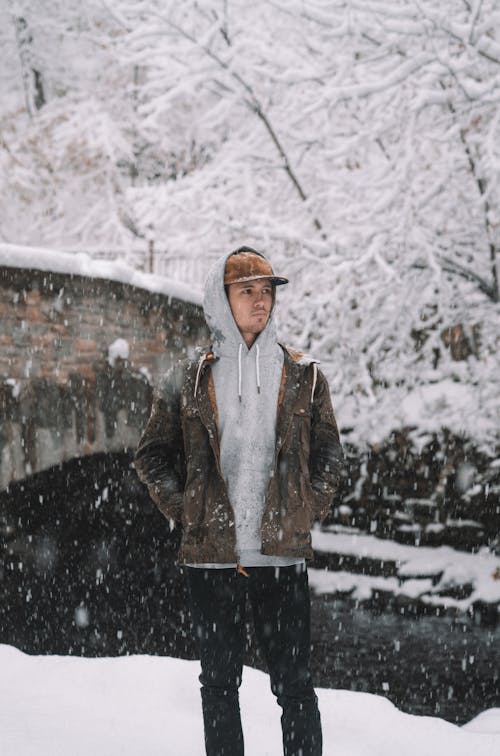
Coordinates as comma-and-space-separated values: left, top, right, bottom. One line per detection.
135, 247, 344, 756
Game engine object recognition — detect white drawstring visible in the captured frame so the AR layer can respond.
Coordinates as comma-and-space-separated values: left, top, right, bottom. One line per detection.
237, 343, 263, 400
238, 343, 243, 402
255, 343, 261, 394
194, 354, 205, 398
311, 362, 318, 403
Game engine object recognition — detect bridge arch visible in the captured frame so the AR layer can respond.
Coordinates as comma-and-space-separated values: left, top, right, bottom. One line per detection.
0, 253, 207, 491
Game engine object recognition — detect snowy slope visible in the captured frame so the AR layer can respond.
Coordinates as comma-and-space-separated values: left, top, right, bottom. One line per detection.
0, 645, 499, 756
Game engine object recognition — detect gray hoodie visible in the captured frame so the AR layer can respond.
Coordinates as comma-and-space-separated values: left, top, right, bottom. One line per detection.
200, 251, 303, 568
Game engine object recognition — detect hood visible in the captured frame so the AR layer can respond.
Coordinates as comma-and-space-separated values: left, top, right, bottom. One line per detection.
203, 251, 279, 358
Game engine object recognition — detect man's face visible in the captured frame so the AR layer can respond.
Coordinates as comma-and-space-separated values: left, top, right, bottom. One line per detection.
227, 278, 273, 347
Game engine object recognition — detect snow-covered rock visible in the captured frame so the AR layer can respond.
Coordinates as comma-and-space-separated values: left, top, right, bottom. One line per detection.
311, 529, 500, 614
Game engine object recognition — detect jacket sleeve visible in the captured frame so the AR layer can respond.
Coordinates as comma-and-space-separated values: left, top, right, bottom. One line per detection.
134, 362, 186, 523
309, 367, 344, 522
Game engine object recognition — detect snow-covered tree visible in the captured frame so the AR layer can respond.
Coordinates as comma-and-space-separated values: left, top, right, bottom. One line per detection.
0, 0, 499, 451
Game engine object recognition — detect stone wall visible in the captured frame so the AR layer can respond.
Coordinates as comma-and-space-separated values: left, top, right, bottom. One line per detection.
0, 265, 208, 490
327, 430, 500, 552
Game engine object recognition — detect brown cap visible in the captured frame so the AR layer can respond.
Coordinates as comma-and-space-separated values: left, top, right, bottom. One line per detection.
224, 247, 288, 287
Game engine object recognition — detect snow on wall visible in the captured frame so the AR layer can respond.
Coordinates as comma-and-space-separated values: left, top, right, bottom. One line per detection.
0, 243, 203, 306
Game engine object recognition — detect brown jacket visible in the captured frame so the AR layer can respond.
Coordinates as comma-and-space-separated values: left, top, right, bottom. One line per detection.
134, 345, 343, 563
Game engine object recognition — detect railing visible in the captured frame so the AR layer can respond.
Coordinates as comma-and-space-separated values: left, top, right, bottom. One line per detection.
63, 245, 213, 289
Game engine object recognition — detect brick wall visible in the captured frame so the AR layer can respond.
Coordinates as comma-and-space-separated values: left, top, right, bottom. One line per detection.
0, 265, 208, 489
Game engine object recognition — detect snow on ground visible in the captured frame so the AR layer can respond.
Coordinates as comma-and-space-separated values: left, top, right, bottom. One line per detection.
0, 645, 499, 756
0, 243, 202, 306
311, 529, 500, 611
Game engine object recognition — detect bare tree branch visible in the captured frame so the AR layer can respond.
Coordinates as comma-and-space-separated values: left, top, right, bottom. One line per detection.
468, 0, 484, 44
220, 0, 231, 46
439, 86, 499, 302
10, 12, 45, 117
155, 13, 325, 234
414, 0, 499, 302
412, 257, 497, 300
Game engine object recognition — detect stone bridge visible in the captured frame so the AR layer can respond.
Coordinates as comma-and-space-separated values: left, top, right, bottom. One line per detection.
0, 255, 207, 491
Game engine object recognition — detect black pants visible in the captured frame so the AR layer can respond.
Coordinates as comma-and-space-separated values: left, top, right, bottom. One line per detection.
186, 564, 322, 756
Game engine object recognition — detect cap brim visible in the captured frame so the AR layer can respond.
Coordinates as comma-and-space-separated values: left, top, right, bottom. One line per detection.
226, 274, 288, 286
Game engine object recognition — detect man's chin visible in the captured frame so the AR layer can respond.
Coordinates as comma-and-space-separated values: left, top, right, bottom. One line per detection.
243, 325, 267, 339
252, 320, 269, 332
